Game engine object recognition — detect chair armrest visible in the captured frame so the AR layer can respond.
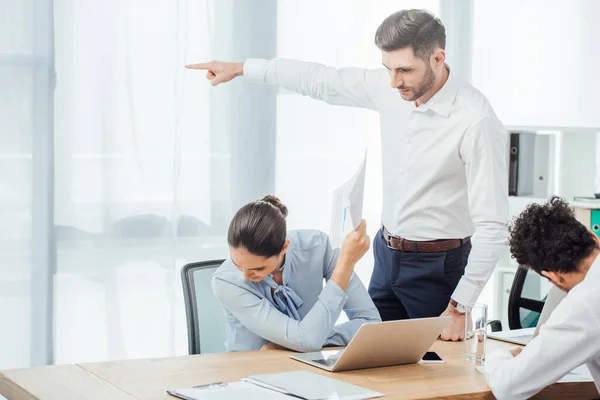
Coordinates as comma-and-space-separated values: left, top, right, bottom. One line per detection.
487, 320, 503, 332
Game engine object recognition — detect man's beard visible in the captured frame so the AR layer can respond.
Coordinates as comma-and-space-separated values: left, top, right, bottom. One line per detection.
399, 64, 436, 102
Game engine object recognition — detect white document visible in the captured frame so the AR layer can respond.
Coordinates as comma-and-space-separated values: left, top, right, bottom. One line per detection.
167, 370, 383, 400
329, 151, 367, 248
557, 364, 594, 383
475, 364, 593, 383
167, 382, 290, 400
246, 370, 384, 400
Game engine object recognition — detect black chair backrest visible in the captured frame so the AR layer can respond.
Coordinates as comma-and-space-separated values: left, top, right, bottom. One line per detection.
181, 260, 227, 355
508, 266, 546, 330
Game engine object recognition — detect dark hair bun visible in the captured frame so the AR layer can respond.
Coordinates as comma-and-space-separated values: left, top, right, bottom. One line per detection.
261, 195, 288, 217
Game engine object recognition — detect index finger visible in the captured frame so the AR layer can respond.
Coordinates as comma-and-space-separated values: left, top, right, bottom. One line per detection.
185, 62, 214, 70
355, 219, 367, 234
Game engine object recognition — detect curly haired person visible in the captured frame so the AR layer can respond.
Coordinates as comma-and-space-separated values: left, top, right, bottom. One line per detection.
485, 196, 600, 399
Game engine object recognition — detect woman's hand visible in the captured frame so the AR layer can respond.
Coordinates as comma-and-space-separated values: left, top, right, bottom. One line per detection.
331, 220, 370, 291
339, 219, 370, 267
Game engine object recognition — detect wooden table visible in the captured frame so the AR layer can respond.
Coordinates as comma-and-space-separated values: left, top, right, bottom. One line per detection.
1, 339, 597, 400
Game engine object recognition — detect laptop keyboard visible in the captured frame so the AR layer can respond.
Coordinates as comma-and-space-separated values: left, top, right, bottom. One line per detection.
312, 356, 340, 367
511, 335, 533, 343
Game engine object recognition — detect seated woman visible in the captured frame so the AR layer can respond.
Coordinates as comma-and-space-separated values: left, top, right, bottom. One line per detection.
212, 195, 381, 352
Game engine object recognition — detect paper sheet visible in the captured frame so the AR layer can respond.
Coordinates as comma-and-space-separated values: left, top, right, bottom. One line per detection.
168, 382, 290, 400
475, 364, 593, 383
329, 152, 367, 248
169, 370, 383, 400
246, 370, 383, 400
557, 364, 594, 383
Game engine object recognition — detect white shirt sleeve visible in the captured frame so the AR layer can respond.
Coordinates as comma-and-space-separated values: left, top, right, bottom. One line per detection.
244, 58, 378, 110
484, 294, 600, 399
453, 117, 510, 305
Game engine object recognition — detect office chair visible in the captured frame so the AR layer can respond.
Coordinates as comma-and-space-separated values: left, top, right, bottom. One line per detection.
507, 266, 545, 330
487, 265, 546, 332
181, 260, 227, 355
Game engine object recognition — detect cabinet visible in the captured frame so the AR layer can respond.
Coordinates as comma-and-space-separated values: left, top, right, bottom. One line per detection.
573, 207, 600, 238
494, 125, 600, 324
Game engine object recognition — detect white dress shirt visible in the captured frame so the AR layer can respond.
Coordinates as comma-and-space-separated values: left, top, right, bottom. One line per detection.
485, 257, 600, 399
244, 58, 509, 306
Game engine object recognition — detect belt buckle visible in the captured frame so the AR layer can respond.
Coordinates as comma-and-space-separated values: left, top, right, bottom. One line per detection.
387, 235, 404, 250
386, 236, 393, 249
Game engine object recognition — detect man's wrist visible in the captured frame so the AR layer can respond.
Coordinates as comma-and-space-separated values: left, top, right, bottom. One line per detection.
235, 62, 244, 77
450, 299, 467, 314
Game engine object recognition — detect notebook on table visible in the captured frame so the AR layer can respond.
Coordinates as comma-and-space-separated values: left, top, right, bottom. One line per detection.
168, 382, 288, 400
167, 370, 384, 400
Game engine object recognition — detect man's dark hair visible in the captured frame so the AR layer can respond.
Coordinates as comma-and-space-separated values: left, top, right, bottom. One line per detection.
374, 9, 446, 60
509, 196, 598, 274
227, 195, 288, 257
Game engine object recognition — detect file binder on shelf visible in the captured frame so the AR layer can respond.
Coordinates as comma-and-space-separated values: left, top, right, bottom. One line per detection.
573, 205, 600, 238
509, 132, 536, 197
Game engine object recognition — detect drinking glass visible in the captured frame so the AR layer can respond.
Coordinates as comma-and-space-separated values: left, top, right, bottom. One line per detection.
464, 303, 487, 363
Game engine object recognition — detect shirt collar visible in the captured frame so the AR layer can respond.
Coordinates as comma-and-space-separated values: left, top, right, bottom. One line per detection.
278, 243, 293, 284
414, 66, 459, 118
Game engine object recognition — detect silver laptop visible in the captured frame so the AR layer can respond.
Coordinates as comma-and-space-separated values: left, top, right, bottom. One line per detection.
487, 327, 537, 346
290, 316, 450, 372
488, 285, 566, 345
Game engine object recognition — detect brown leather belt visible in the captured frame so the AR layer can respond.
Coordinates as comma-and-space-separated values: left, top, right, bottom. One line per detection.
383, 226, 470, 253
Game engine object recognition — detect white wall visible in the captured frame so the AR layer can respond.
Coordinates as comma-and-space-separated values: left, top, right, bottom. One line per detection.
472, 0, 600, 128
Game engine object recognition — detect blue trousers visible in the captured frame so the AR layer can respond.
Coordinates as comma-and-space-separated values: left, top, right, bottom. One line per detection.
368, 228, 472, 320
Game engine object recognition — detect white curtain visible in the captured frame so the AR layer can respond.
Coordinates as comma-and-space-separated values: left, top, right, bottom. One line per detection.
52, 0, 222, 363
0, 0, 37, 369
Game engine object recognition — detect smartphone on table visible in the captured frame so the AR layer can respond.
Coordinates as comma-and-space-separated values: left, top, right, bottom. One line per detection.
421, 351, 445, 363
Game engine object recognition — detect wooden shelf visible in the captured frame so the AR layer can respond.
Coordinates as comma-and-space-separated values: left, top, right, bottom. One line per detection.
505, 125, 600, 134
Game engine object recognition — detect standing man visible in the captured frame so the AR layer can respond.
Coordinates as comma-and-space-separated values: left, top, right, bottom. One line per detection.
186, 9, 509, 341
